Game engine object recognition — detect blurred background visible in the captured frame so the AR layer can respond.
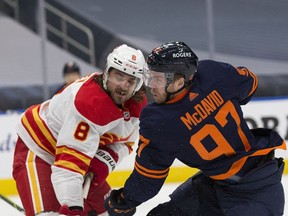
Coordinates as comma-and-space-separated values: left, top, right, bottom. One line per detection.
0, 0, 288, 111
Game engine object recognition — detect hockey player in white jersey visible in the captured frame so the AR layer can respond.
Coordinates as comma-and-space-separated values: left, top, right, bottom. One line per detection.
12, 44, 147, 216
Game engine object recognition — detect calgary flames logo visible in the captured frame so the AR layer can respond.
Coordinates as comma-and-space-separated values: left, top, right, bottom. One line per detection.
99, 132, 131, 146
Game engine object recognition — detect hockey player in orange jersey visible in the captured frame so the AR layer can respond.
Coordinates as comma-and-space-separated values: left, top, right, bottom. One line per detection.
12, 44, 147, 216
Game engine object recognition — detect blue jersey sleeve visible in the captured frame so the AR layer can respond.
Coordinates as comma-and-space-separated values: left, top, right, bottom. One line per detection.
123, 145, 174, 206
233, 66, 258, 105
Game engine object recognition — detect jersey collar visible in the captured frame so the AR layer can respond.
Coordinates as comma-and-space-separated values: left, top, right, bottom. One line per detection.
166, 88, 190, 104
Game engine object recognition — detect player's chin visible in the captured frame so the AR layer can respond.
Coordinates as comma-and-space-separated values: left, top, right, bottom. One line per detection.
153, 95, 165, 104
112, 94, 129, 104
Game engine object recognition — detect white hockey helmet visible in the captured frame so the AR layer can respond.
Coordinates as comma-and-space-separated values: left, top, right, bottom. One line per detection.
103, 44, 145, 93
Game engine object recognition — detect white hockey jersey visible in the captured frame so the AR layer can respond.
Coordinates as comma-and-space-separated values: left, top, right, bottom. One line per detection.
16, 73, 147, 207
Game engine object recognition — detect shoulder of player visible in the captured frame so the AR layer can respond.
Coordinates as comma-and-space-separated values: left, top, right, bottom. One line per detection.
198, 60, 238, 77
74, 76, 144, 125
141, 102, 159, 116
124, 96, 147, 118
73, 76, 119, 125
140, 103, 173, 131
195, 60, 241, 91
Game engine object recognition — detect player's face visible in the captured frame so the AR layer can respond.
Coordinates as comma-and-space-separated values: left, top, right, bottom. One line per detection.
146, 71, 182, 104
150, 85, 167, 103
145, 70, 184, 104
150, 81, 181, 104
143, 70, 167, 103
106, 69, 138, 105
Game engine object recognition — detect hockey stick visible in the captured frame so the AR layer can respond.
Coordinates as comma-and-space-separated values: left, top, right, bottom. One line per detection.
0, 194, 25, 213
83, 172, 94, 199
0, 174, 93, 214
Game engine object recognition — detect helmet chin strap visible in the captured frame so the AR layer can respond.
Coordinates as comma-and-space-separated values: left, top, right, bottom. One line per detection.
164, 84, 187, 103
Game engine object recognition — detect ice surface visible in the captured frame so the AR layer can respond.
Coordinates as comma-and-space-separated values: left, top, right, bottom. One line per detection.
1, 176, 288, 215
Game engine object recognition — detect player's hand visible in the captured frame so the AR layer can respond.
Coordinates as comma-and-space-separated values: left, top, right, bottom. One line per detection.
88, 146, 119, 186
104, 188, 136, 216
58, 205, 85, 216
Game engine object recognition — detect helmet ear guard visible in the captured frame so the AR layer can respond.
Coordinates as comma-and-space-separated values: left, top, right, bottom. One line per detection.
145, 41, 198, 86
103, 44, 145, 93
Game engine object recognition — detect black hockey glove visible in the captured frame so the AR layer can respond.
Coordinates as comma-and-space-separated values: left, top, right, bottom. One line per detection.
104, 188, 136, 216
58, 205, 85, 216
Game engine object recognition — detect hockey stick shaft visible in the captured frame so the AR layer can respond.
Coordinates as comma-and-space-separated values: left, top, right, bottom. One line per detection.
0, 194, 25, 213
0, 174, 93, 214
83, 172, 94, 199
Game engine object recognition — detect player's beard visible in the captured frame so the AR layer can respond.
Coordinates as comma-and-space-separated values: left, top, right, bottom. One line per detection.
107, 88, 132, 105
